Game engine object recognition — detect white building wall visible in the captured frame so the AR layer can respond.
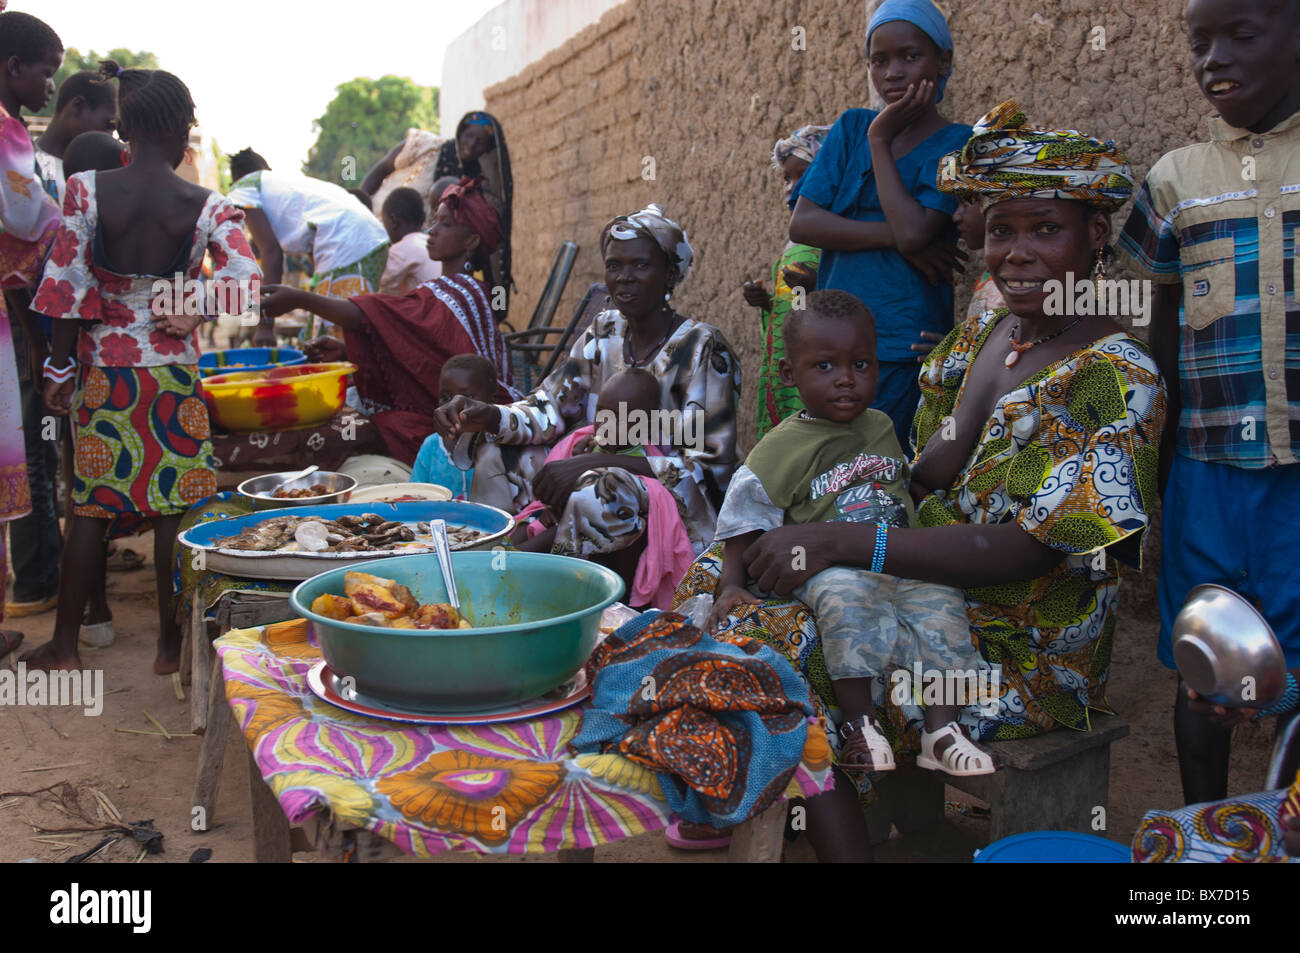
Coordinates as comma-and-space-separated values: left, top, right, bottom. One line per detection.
440, 0, 623, 131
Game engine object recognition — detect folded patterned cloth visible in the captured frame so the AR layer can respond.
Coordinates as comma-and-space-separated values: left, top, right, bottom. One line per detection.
573, 610, 826, 829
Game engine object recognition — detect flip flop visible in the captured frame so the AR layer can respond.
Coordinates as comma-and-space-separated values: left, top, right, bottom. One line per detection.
0, 630, 24, 658
665, 818, 731, 851
5, 595, 58, 618
107, 548, 144, 572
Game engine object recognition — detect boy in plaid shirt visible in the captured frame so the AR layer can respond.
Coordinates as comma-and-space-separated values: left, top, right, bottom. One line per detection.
1118, 0, 1300, 804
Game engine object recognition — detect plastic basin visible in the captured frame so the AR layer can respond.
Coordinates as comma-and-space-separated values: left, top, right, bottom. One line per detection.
199, 361, 354, 432
291, 551, 626, 712
974, 831, 1130, 863
198, 347, 306, 378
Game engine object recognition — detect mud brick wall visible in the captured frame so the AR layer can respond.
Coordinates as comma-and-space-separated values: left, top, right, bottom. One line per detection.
487, 0, 1208, 605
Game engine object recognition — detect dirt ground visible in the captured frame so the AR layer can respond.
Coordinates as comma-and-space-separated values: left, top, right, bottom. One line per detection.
0, 543, 1277, 864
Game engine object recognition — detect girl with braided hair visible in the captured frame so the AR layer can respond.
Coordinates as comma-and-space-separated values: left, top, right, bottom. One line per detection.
25, 61, 260, 674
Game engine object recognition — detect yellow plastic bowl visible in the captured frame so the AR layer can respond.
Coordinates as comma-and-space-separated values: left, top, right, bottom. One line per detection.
199, 362, 356, 432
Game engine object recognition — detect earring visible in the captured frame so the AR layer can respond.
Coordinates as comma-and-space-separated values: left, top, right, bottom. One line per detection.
1093, 247, 1106, 299
464, 260, 473, 274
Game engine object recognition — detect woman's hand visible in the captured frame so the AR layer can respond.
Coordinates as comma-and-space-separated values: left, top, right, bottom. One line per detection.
251, 324, 278, 348
258, 284, 302, 319
742, 280, 772, 311
1182, 683, 1261, 728
532, 456, 601, 513
781, 261, 817, 291
43, 377, 75, 416
706, 584, 761, 634
302, 335, 347, 363
432, 395, 501, 439
911, 329, 945, 363
902, 241, 968, 286
742, 524, 843, 595
151, 311, 204, 339
868, 80, 935, 147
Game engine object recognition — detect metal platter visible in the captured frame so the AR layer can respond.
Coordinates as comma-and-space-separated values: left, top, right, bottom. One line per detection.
178, 500, 514, 581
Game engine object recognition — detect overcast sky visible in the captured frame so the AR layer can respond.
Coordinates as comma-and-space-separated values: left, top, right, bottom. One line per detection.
26, 0, 500, 169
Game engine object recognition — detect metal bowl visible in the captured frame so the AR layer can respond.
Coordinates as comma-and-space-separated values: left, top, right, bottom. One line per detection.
1171, 584, 1286, 706
237, 471, 357, 510
292, 551, 625, 713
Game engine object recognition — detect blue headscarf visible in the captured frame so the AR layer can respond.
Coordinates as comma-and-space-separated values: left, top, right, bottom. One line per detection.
865, 0, 954, 103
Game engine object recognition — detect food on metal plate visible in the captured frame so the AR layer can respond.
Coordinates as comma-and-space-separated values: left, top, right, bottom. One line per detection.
272, 483, 330, 499
215, 512, 485, 553
308, 571, 473, 629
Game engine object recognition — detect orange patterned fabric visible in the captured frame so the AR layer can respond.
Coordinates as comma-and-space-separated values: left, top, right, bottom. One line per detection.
574, 611, 826, 827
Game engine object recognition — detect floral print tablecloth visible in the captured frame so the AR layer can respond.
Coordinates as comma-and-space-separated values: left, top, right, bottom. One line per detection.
216, 619, 832, 857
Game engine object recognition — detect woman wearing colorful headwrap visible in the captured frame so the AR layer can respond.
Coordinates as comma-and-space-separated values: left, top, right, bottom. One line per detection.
788, 0, 972, 450
675, 101, 1166, 858
744, 124, 828, 438
434, 203, 740, 594
260, 176, 520, 464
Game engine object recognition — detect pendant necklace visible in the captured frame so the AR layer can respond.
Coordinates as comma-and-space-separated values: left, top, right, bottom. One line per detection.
1004, 314, 1086, 368
625, 308, 676, 368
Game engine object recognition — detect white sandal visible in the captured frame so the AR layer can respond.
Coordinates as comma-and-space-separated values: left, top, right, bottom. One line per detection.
917, 723, 996, 776
80, 621, 117, 648
838, 715, 896, 773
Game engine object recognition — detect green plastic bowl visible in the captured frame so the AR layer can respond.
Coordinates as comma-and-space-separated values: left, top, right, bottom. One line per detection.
291, 551, 625, 713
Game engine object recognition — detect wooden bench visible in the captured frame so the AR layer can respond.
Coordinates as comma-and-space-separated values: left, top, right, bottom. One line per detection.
865, 714, 1130, 845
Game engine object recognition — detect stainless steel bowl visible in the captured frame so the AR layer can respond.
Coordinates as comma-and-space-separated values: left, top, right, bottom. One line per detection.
1171, 584, 1286, 707
237, 471, 357, 510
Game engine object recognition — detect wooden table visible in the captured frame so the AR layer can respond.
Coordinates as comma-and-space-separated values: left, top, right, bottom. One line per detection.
185, 590, 298, 829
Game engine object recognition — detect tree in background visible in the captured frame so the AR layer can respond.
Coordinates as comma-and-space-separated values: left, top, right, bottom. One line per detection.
36, 48, 159, 118
302, 76, 437, 186
211, 140, 231, 193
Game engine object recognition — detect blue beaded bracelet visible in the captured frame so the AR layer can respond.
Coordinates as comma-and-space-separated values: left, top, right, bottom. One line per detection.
1257, 672, 1299, 719
870, 522, 888, 574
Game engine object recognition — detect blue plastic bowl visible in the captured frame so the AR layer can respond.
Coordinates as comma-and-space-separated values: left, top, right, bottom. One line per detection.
198, 347, 306, 378
974, 831, 1131, 863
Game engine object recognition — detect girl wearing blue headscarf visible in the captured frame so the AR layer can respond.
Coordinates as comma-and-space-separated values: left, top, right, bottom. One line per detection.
789, 0, 971, 453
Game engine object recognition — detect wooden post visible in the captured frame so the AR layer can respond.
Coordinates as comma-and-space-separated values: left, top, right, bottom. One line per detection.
191, 660, 233, 830
190, 596, 211, 734
727, 801, 787, 862
248, 748, 292, 862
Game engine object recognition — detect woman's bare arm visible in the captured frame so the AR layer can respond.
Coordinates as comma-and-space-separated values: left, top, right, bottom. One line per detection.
743, 520, 1063, 596
788, 196, 896, 251
361, 140, 404, 195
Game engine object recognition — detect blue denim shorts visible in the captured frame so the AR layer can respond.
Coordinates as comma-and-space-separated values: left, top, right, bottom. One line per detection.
1157, 453, 1300, 669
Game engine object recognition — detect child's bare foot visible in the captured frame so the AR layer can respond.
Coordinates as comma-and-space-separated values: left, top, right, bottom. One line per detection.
19, 640, 84, 671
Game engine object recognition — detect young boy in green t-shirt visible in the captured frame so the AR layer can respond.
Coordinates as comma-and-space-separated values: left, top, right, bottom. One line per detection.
707, 290, 994, 777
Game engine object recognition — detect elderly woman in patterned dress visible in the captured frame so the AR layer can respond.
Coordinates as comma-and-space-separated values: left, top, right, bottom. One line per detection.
434, 204, 740, 595
675, 102, 1167, 858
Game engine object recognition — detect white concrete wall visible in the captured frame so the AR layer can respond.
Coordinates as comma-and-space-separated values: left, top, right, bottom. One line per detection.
440, 0, 624, 131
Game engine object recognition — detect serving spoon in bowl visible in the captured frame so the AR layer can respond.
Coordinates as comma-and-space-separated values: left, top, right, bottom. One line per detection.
429, 519, 460, 613
274, 463, 319, 492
